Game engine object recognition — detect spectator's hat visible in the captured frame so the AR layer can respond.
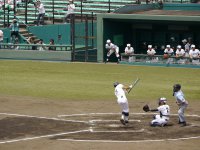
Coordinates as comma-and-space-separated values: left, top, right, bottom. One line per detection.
127, 44, 131, 47
191, 44, 195, 48
106, 39, 111, 43
166, 45, 170, 48
148, 45, 152, 48
177, 45, 181, 49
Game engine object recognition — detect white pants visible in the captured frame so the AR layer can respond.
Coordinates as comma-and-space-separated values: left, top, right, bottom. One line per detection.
151, 115, 169, 126
107, 48, 120, 58
178, 104, 188, 123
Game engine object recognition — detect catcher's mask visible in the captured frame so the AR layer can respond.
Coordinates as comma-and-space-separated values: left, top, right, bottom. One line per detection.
113, 82, 119, 88
158, 97, 167, 105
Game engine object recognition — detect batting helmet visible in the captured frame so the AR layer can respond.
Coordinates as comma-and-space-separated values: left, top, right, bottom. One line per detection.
173, 84, 181, 92
113, 82, 119, 87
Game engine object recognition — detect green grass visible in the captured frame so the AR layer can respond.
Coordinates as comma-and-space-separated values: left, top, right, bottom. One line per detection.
0, 60, 200, 101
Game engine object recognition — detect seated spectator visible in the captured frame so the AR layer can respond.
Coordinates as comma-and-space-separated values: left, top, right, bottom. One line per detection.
37, 39, 46, 51
64, 0, 75, 23
189, 44, 200, 64
26, 36, 37, 50
175, 45, 185, 64
0, 0, 3, 9
48, 39, 56, 51
124, 43, 134, 62
4, 0, 14, 10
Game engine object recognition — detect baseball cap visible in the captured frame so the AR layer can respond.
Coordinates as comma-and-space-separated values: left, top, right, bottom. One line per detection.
182, 39, 187, 43
106, 39, 111, 43
177, 45, 181, 49
148, 45, 152, 48
127, 44, 131, 47
191, 44, 195, 48
166, 45, 170, 48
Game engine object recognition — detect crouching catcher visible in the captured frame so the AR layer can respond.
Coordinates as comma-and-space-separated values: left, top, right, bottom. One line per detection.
143, 97, 170, 127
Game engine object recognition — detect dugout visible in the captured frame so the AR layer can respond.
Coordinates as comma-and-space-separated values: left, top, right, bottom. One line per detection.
96, 3, 200, 62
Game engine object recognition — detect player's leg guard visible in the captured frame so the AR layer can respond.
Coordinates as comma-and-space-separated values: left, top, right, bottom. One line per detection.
122, 112, 129, 123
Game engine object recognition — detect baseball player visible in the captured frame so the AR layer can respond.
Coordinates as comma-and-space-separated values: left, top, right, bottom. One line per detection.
189, 44, 200, 64
113, 82, 133, 125
105, 39, 120, 63
164, 45, 174, 63
124, 43, 134, 62
175, 45, 185, 64
173, 84, 188, 127
149, 97, 170, 127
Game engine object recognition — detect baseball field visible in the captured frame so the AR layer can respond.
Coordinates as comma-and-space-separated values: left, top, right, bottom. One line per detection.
0, 60, 200, 150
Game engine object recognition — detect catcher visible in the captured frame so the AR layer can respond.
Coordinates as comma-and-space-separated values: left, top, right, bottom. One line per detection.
143, 97, 170, 127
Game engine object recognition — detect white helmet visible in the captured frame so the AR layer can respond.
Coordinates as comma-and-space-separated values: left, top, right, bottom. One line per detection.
106, 39, 111, 43
158, 97, 167, 105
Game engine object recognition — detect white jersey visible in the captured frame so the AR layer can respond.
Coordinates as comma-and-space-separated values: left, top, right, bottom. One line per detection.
147, 49, 156, 55
125, 47, 134, 54
67, 3, 75, 14
0, 30, 3, 41
176, 49, 185, 57
114, 84, 127, 103
105, 43, 114, 50
189, 49, 200, 58
174, 90, 188, 105
157, 105, 170, 118
164, 48, 174, 55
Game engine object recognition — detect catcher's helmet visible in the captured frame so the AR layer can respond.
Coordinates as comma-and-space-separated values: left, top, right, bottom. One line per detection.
173, 84, 181, 92
113, 82, 119, 87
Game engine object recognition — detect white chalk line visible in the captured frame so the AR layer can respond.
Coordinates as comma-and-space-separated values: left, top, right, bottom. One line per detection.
58, 136, 200, 143
0, 112, 88, 123
89, 119, 141, 123
90, 129, 145, 133
0, 130, 89, 144
58, 112, 200, 118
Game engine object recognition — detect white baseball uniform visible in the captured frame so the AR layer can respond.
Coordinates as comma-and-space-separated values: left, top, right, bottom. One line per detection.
125, 46, 134, 62
176, 49, 185, 64
147, 48, 156, 56
114, 84, 129, 121
151, 104, 170, 126
189, 49, 200, 64
174, 90, 188, 123
105, 43, 120, 62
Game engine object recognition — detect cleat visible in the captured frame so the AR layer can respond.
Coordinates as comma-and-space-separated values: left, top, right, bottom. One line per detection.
120, 119, 126, 125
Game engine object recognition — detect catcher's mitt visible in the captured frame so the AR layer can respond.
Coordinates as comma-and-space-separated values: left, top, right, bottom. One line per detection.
143, 104, 150, 112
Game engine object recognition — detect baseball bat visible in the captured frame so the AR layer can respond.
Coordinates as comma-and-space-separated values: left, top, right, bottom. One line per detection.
128, 78, 140, 94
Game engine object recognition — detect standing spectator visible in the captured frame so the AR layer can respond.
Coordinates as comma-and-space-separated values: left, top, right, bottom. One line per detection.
35, 0, 45, 26
173, 84, 188, 127
182, 39, 190, 57
105, 39, 120, 64
64, 0, 75, 23
0, 29, 3, 49
189, 44, 200, 64
124, 43, 134, 62
9, 19, 19, 43
175, 45, 185, 64
48, 39, 56, 51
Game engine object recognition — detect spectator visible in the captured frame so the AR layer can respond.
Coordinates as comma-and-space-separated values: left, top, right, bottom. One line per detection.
189, 44, 200, 64
0, 29, 3, 49
37, 39, 46, 51
105, 39, 120, 64
4, 0, 14, 10
48, 39, 56, 51
182, 39, 190, 57
26, 36, 37, 50
124, 43, 134, 62
35, 0, 45, 26
175, 45, 185, 64
0, 0, 3, 9
9, 19, 19, 43
64, 0, 75, 23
